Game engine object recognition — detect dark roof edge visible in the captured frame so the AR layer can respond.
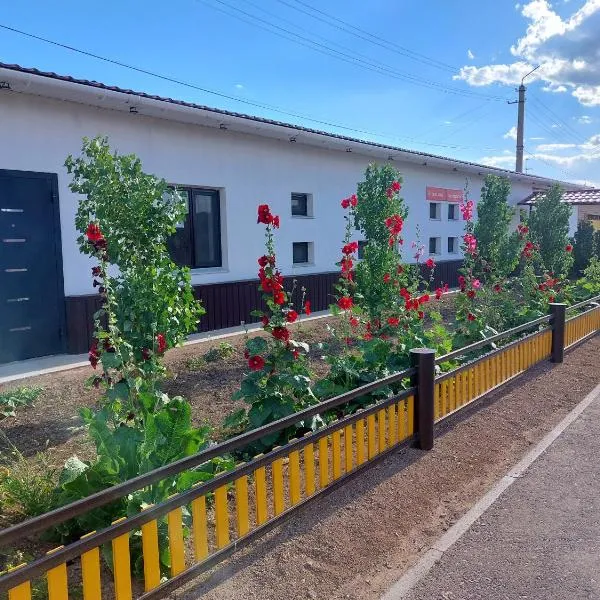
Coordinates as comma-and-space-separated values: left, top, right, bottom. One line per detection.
0, 62, 582, 188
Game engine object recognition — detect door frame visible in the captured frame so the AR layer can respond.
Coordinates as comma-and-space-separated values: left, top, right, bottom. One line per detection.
0, 169, 67, 358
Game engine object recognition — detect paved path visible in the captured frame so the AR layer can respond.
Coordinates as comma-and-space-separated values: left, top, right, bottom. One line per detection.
399, 385, 600, 600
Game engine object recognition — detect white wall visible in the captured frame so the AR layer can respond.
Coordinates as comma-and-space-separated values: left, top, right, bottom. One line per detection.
0, 93, 537, 296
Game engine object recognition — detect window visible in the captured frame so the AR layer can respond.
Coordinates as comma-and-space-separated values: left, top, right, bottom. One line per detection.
429, 202, 441, 220
167, 187, 222, 268
429, 237, 441, 255
358, 240, 367, 259
448, 236, 458, 253
291, 193, 313, 217
293, 242, 313, 264
448, 204, 458, 220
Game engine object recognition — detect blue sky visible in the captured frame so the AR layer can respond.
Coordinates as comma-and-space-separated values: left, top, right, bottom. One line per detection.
2, 0, 599, 184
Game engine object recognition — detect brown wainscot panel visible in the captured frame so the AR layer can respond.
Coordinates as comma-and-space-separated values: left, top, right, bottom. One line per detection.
64, 261, 463, 354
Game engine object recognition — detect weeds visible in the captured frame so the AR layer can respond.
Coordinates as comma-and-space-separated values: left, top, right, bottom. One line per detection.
186, 342, 236, 369
0, 386, 43, 419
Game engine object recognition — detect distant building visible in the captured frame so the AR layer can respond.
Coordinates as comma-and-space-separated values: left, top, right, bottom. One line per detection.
520, 189, 600, 236
0, 63, 586, 363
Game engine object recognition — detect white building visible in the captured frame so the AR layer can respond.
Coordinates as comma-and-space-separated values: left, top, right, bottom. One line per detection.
0, 63, 585, 364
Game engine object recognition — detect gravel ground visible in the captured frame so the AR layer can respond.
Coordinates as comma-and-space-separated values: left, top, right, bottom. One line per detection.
173, 336, 600, 600
405, 381, 600, 600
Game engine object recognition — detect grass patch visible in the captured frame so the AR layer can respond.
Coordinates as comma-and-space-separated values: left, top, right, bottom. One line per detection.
0, 386, 43, 419
186, 342, 236, 370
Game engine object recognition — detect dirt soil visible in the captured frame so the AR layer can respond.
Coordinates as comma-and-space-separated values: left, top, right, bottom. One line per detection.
0, 316, 335, 471
172, 336, 600, 600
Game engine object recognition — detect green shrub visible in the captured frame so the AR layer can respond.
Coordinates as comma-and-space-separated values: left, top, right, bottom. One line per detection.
573, 220, 595, 276
0, 386, 43, 419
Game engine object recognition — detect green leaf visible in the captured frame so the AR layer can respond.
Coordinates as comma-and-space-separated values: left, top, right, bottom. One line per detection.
246, 337, 268, 355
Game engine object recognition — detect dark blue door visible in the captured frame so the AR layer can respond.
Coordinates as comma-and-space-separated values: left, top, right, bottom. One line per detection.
0, 170, 65, 363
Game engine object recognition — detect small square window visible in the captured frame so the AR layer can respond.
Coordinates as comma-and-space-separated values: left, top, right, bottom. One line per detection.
293, 241, 312, 264
448, 237, 458, 253
429, 237, 441, 255
448, 204, 458, 220
291, 193, 309, 216
429, 202, 441, 220
358, 240, 367, 259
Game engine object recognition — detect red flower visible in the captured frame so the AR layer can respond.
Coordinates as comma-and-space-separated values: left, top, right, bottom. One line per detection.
272, 327, 290, 342
549, 295, 555, 303
157, 333, 167, 354
258, 255, 274, 267
387, 317, 399, 327
493, 284, 502, 293
273, 215, 280, 229
286, 310, 298, 323
517, 224, 529, 238
350, 194, 358, 207
435, 287, 443, 300
341, 197, 350, 209
350, 316, 360, 327
419, 294, 430, 304
467, 290, 476, 299
304, 300, 311, 316
91, 266, 102, 277
425, 258, 436, 269
385, 214, 404, 236
383, 273, 391, 283
141, 348, 151, 361
341, 257, 354, 273
261, 315, 269, 327
392, 181, 401, 192
565, 244, 573, 253
397, 265, 404, 274
342, 241, 358, 255
273, 290, 286, 305
86, 223, 104, 243
257, 204, 273, 225
399, 287, 410, 300
261, 278, 274, 292
88, 340, 99, 369
364, 333, 373, 341
417, 311, 424, 320
467, 313, 476, 322
338, 296, 353, 310
248, 355, 265, 371
292, 349, 300, 359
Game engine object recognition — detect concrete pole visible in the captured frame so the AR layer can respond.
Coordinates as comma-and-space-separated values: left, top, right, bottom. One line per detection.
515, 83, 526, 173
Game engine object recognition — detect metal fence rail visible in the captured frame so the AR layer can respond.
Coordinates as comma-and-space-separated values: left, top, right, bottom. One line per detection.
1, 299, 599, 600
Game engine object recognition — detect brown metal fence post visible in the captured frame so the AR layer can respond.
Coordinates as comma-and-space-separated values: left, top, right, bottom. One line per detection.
410, 348, 436, 450
549, 302, 566, 363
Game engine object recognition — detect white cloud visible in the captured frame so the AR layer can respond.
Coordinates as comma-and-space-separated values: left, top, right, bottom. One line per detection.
535, 142, 577, 151
235, 83, 244, 89
467, 49, 475, 60
504, 126, 518, 140
530, 136, 546, 139
577, 115, 593, 123
443, 120, 453, 125
478, 155, 516, 168
455, 0, 600, 106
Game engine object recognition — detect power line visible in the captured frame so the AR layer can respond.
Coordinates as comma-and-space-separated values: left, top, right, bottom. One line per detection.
0, 23, 508, 155
277, 0, 457, 73
531, 96, 587, 145
199, 0, 506, 101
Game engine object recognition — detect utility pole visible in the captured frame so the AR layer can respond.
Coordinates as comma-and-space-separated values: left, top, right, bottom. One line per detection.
509, 65, 540, 173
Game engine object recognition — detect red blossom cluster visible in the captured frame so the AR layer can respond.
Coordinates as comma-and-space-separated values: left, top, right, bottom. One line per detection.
385, 214, 404, 247
565, 244, 573, 253
257, 204, 280, 228
460, 200, 474, 221
517, 224, 529, 239
435, 283, 449, 300
341, 194, 358, 209
386, 180, 402, 199
463, 233, 477, 256
522, 240, 537, 259
425, 257, 436, 269
86, 222, 108, 261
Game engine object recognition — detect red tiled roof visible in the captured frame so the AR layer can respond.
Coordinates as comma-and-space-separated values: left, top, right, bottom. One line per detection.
519, 189, 600, 205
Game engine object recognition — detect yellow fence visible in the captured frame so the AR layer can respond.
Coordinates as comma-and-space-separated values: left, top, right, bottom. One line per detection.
2, 302, 600, 600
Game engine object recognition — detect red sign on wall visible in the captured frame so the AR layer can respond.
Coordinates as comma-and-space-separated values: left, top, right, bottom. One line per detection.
426, 187, 463, 202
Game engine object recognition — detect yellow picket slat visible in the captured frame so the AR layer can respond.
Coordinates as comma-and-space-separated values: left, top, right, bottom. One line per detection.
215, 484, 230, 548
367, 413, 376, 459
407, 396, 415, 436
441, 379, 449, 418
387, 405, 397, 446
289, 450, 301, 506
191, 495, 209, 561
141, 519, 161, 592
46, 548, 68, 600
356, 418, 366, 464
7, 570, 31, 600
255, 463, 268, 525
319, 435, 329, 488
235, 475, 250, 537
448, 376, 456, 412
433, 383, 440, 420
304, 441, 316, 496
377, 409, 386, 453
111, 520, 133, 600
344, 424, 354, 472
272, 457, 285, 516
332, 429, 342, 480
397, 400, 406, 441
80, 541, 102, 600
167, 506, 186, 576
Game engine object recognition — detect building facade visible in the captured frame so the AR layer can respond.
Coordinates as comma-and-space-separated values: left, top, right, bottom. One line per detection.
0, 63, 585, 364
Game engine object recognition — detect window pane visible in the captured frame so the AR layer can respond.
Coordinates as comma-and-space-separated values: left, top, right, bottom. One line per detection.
429, 203, 440, 219
293, 242, 309, 264
192, 190, 221, 268
167, 189, 192, 267
448, 237, 456, 253
448, 204, 457, 220
291, 193, 308, 216
429, 237, 437, 254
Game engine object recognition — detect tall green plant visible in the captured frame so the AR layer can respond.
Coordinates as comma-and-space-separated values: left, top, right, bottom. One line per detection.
573, 219, 595, 276
527, 184, 573, 276
473, 175, 519, 279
